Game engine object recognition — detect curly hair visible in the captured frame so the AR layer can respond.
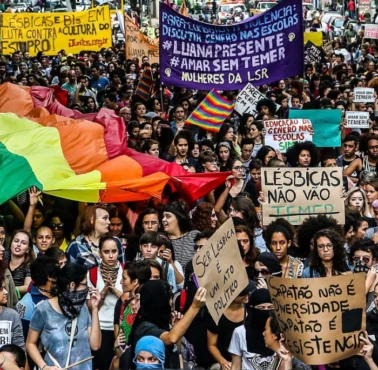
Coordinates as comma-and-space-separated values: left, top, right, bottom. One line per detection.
310, 229, 349, 276
286, 141, 319, 167
191, 203, 216, 232
235, 224, 259, 266
256, 98, 277, 114
296, 215, 344, 259
264, 218, 295, 251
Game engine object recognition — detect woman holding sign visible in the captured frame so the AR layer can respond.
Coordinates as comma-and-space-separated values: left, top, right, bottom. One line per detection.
286, 141, 319, 168
302, 229, 350, 278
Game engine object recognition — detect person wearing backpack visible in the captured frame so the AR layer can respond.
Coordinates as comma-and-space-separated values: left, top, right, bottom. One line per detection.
87, 236, 124, 370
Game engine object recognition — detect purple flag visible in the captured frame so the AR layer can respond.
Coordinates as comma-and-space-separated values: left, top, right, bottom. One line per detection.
160, 0, 304, 90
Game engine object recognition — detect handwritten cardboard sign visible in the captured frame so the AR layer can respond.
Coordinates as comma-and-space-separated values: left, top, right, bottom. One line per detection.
124, 14, 159, 64
235, 83, 280, 116
345, 111, 370, 129
264, 119, 313, 153
262, 167, 345, 225
192, 218, 249, 324
354, 88, 375, 103
268, 274, 366, 365
365, 24, 378, 39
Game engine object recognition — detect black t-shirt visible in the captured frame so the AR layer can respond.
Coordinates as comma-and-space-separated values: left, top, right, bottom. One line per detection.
207, 311, 245, 362
114, 297, 123, 326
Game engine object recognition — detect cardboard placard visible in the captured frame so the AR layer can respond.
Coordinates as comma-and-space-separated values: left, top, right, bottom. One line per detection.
365, 24, 378, 39
288, 109, 341, 147
345, 111, 370, 128
235, 83, 280, 116
304, 41, 325, 64
124, 14, 159, 64
354, 88, 375, 103
268, 274, 366, 365
192, 218, 249, 324
263, 119, 313, 153
262, 167, 345, 225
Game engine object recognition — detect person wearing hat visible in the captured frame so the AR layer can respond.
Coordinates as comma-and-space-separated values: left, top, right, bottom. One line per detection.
207, 281, 255, 370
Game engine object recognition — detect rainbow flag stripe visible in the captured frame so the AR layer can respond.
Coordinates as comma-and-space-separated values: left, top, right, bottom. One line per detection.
0, 83, 230, 205
186, 90, 235, 132
135, 68, 153, 101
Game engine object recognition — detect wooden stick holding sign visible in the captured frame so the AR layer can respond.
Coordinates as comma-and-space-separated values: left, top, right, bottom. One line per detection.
192, 218, 249, 324
268, 274, 366, 365
63, 356, 94, 370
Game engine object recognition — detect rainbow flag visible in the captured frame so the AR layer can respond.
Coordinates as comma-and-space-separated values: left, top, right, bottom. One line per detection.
135, 68, 153, 101
0, 83, 230, 205
186, 90, 235, 132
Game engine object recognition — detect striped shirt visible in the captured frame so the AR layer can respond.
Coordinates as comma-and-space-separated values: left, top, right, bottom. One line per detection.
171, 230, 200, 274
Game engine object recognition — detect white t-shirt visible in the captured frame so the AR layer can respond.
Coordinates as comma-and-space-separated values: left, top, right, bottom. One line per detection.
228, 325, 277, 370
87, 265, 123, 331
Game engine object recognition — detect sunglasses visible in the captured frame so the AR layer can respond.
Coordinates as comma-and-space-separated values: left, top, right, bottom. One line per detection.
50, 223, 64, 229
254, 269, 270, 277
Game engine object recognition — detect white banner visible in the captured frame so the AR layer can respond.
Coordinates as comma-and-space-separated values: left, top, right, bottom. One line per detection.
345, 111, 369, 128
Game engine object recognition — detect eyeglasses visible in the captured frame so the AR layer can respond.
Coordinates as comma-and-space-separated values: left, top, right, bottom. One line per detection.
50, 223, 64, 229
317, 243, 333, 250
143, 221, 158, 226
254, 269, 270, 277
232, 166, 245, 171
0, 285, 6, 292
207, 160, 219, 165
352, 255, 371, 264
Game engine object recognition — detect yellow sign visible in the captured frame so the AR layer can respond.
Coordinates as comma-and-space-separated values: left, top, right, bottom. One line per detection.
0, 7, 112, 56
304, 31, 323, 47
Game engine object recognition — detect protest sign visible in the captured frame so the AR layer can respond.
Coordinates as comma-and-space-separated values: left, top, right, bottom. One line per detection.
192, 218, 249, 324
264, 118, 313, 152
159, 0, 304, 90
365, 24, 378, 39
235, 83, 280, 116
304, 31, 323, 47
268, 274, 366, 365
304, 41, 325, 64
0, 321, 11, 346
262, 167, 344, 225
354, 88, 375, 103
0, 7, 112, 56
345, 111, 370, 129
289, 109, 341, 147
124, 14, 159, 64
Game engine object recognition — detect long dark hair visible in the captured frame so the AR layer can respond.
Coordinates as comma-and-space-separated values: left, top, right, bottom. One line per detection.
230, 197, 259, 231
134, 208, 161, 238
310, 229, 349, 276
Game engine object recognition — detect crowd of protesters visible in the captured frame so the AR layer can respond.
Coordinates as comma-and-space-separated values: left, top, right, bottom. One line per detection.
2, 0, 378, 369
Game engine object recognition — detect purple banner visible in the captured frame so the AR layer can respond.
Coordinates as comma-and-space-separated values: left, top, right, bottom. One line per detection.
159, 0, 304, 90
